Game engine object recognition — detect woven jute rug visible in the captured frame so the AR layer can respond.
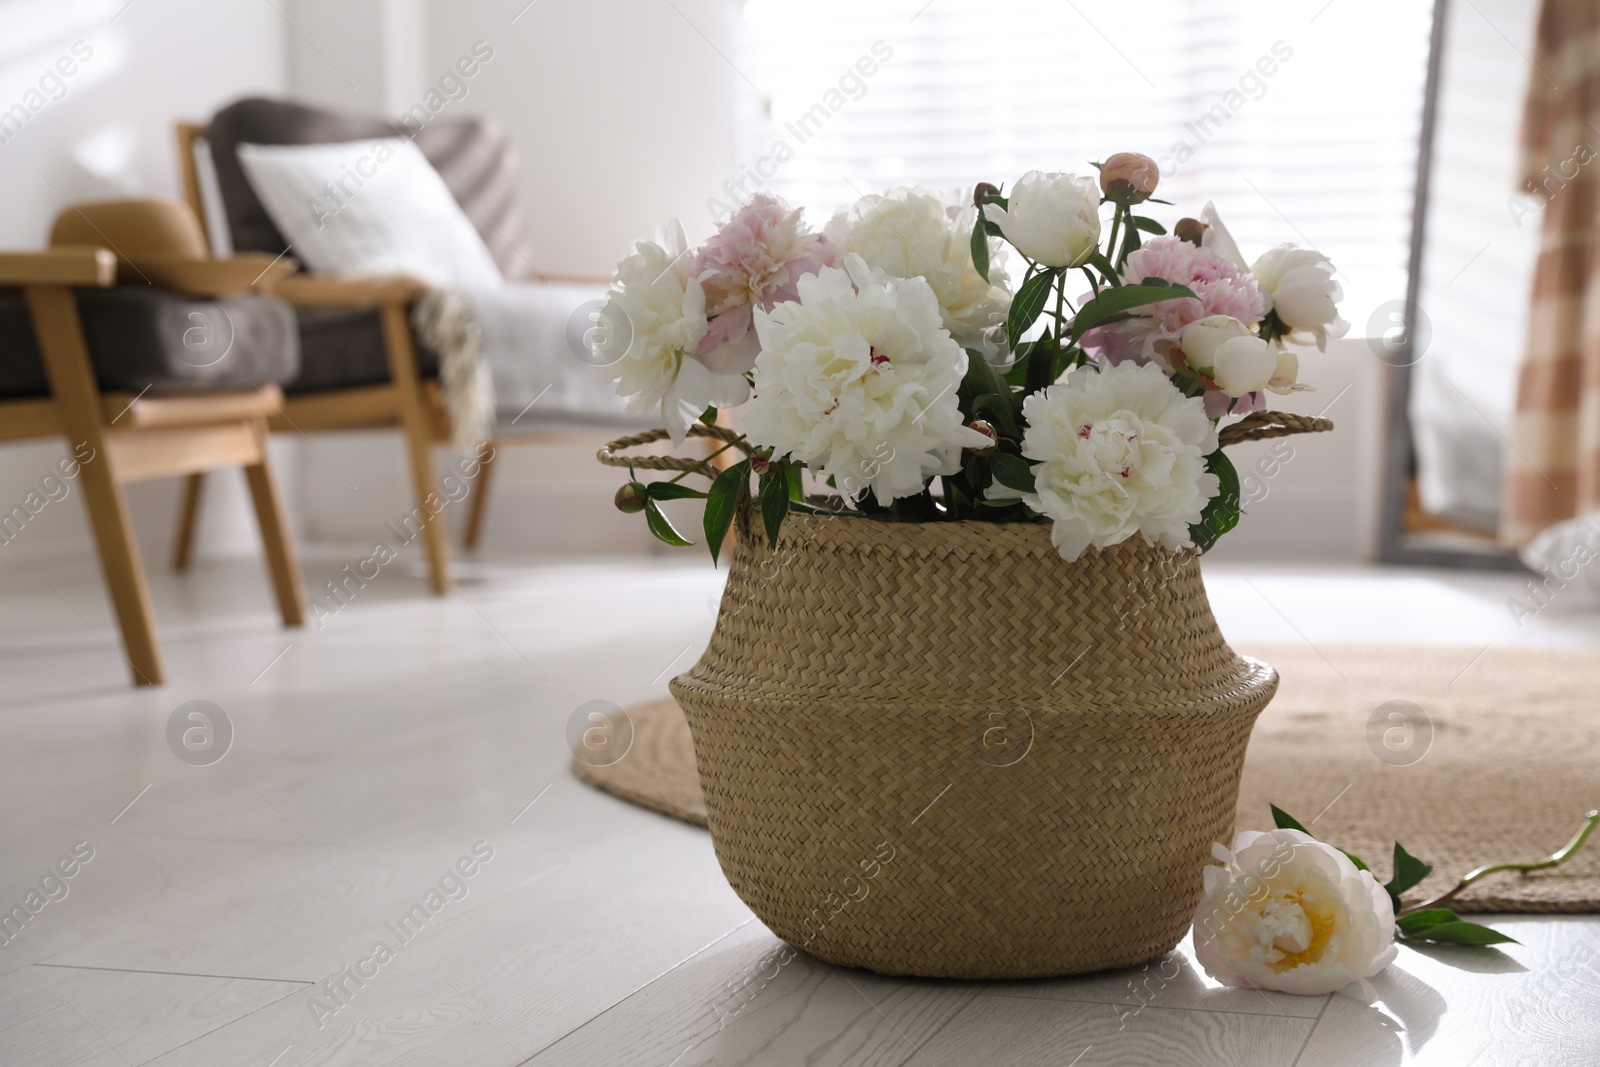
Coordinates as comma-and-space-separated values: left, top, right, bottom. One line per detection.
573, 643, 1600, 912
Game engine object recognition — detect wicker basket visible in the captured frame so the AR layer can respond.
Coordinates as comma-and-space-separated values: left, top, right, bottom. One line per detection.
668, 508, 1278, 979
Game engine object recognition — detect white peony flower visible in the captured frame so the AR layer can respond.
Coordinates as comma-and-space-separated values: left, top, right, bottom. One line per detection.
596, 221, 751, 444
827, 189, 1011, 353
1267, 349, 1305, 395
1251, 244, 1350, 351
1011, 360, 1219, 562
983, 171, 1102, 269
1193, 829, 1398, 996
1179, 316, 1277, 397
1198, 201, 1248, 269
746, 254, 991, 506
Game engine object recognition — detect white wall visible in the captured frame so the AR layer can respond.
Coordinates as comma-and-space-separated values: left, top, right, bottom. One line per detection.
297, 0, 743, 555
1205, 337, 1388, 562
0, 0, 285, 569
424, 0, 741, 274
282, 0, 426, 116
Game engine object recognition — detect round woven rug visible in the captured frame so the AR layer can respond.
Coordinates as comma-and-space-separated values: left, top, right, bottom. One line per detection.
573, 642, 1600, 912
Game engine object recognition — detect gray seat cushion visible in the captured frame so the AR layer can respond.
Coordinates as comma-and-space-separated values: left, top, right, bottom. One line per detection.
0, 289, 299, 400
290, 307, 438, 395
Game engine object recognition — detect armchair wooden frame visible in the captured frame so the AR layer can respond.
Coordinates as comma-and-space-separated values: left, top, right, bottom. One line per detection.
176, 118, 457, 590
0, 247, 305, 686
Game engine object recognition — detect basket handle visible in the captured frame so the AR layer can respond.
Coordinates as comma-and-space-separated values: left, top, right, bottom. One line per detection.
597, 424, 749, 475
598, 411, 1328, 474
1217, 410, 1333, 448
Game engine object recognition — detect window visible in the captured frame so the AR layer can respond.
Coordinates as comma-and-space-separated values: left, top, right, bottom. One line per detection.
737, 0, 1433, 329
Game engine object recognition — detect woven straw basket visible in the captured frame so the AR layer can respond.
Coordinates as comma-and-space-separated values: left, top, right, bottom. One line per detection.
668, 507, 1278, 979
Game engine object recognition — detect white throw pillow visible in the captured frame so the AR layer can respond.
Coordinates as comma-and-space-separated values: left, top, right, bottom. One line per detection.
237, 138, 504, 289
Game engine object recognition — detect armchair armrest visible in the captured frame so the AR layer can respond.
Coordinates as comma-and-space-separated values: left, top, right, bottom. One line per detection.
0, 247, 117, 287
123, 253, 298, 297
264, 274, 427, 307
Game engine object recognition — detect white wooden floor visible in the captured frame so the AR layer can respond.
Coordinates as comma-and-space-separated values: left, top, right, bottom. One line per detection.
1, 548, 1597, 1066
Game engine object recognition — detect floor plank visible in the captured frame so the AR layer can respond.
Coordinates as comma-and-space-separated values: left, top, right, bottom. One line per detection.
914, 992, 1311, 1067
0, 963, 306, 1066
530, 921, 978, 1067
1300, 917, 1600, 1066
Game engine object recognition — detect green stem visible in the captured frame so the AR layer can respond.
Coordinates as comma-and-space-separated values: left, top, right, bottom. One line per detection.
1400, 809, 1600, 916
1105, 207, 1121, 269
1052, 277, 1068, 361
1115, 205, 1136, 271
668, 437, 745, 484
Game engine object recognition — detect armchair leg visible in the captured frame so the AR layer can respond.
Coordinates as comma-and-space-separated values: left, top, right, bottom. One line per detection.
78, 457, 165, 686
242, 424, 305, 628
379, 302, 450, 595
26, 283, 163, 686
463, 441, 496, 549
172, 471, 204, 571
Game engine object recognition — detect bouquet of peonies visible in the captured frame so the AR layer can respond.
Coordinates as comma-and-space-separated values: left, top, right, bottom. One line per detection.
595, 154, 1347, 562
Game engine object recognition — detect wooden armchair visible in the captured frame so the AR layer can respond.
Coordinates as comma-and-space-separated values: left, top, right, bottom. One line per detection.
171, 99, 616, 593
0, 207, 306, 686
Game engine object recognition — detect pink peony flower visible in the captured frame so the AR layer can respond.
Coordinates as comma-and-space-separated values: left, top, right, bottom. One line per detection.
694, 194, 839, 373
1082, 236, 1267, 367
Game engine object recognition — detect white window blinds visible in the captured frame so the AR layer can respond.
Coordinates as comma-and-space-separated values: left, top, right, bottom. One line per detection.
736, 0, 1434, 331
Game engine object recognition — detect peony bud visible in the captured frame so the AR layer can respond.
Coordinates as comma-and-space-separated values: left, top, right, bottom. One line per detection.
1180, 316, 1277, 397
966, 419, 999, 451
614, 482, 648, 513
1099, 152, 1160, 205
750, 452, 772, 475
973, 181, 1001, 209
983, 171, 1102, 268
1175, 217, 1208, 247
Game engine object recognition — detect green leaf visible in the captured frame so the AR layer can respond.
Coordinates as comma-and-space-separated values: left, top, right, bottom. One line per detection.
644, 501, 693, 547
970, 219, 990, 283
1270, 804, 1310, 835
1068, 282, 1196, 343
1387, 843, 1434, 898
703, 460, 748, 565
1189, 451, 1241, 553
785, 460, 804, 501
646, 481, 708, 502
1131, 216, 1167, 235
1007, 269, 1057, 348
1399, 921, 1519, 947
990, 453, 1036, 493
759, 467, 791, 548
959, 348, 1012, 411
1086, 251, 1119, 288
1397, 908, 1460, 932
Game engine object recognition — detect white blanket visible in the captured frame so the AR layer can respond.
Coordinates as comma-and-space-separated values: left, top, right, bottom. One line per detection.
413, 282, 645, 447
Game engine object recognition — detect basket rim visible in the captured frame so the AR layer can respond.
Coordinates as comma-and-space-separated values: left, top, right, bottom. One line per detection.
742, 505, 1199, 565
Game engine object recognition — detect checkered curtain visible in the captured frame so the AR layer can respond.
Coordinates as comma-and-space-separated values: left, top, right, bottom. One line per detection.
1504, 0, 1600, 544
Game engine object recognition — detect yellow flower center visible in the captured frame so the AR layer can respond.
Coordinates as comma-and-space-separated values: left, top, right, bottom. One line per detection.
1257, 888, 1337, 973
